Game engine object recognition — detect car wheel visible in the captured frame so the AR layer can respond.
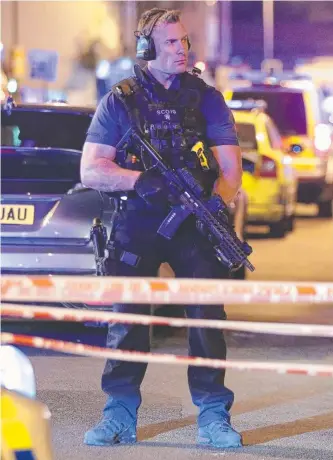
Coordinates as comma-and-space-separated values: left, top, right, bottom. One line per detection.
286, 214, 295, 232
318, 200, 333, 218
269, 218, 287, 238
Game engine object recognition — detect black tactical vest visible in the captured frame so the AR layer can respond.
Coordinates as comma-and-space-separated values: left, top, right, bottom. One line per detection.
112, 67, 219, 192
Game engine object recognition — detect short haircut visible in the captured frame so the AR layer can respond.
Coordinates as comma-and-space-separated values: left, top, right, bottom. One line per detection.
137, 7, 181, 36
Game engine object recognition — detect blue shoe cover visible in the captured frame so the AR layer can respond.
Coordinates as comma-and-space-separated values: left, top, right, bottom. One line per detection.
84, 416, 136, 446
198, 420, 242, 448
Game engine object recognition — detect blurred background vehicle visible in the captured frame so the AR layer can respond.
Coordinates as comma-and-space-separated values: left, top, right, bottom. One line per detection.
228, 99, 298, 238
1, 346, 53, 460
224, 72, 333, 217
0, 101, 101, 275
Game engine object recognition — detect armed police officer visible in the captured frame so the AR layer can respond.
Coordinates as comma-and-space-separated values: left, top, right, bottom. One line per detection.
80, 7, 243, 449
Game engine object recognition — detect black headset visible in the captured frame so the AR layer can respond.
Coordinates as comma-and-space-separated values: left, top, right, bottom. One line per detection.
134, 10, 191, 61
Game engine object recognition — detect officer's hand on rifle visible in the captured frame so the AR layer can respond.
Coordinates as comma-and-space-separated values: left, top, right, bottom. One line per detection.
134, 167, 180, 207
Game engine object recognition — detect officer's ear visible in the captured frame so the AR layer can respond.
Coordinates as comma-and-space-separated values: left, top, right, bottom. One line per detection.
187, 37, 191, 50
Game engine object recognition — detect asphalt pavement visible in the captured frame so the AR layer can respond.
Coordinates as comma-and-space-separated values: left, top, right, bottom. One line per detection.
31, 334, 333, 460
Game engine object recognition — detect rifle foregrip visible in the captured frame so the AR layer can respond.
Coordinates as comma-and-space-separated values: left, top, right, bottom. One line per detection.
177, 168, 205, 198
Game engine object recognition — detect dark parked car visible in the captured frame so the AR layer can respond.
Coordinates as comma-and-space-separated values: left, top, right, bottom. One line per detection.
1, 101, 104, 275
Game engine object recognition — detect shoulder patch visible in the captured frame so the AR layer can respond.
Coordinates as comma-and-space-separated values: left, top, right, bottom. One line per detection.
111, 77, 137, 97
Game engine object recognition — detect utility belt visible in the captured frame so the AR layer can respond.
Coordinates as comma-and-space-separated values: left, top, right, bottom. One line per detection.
106, 191, 169, 212
91, 191, 168, 275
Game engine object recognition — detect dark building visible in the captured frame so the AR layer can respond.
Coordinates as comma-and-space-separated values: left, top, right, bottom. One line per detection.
232, 1, 333, 69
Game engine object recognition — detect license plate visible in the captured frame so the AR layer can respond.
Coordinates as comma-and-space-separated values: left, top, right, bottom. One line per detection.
0, 205, 35, 225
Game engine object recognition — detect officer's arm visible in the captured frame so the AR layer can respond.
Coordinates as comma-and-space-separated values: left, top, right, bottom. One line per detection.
203, 89, 242, 204
210, 145, 242, 204
80, 93, 141, 192
81, 142, 140, 192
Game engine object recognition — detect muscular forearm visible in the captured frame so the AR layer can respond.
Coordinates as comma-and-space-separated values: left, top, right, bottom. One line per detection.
210, 145, 242, 204
81, 158, 141, 192
214, 175, 241, 204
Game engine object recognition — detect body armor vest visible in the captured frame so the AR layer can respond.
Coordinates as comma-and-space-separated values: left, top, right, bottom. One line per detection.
112, 67, 219, 192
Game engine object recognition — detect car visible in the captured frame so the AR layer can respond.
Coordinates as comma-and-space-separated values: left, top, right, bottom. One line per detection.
227, 100, 298, 238
224, 72, 333, 217
1, 100, 103, 275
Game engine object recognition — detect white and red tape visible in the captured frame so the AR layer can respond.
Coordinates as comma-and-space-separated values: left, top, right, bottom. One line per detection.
2, 304, 333, 338
2, 275, 333, 377
1, 275, 333, 304
1, 332, 333, 378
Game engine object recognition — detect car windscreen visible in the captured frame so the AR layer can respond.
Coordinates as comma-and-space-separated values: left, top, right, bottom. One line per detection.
235, 123, 258, 150
1, 109, 92, 151
232, 91, 307, 135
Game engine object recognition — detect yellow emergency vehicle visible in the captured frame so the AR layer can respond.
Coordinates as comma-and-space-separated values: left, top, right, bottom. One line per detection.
225, 73, 333, 217
228, 100, 298, 237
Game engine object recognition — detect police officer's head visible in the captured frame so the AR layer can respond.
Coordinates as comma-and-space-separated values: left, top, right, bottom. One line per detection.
135, 7, 190, 75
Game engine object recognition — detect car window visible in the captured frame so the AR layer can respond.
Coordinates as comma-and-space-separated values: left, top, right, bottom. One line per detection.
265, 118, 283, 149
232, 90, 307, 136
1, 110, 92, 151
235, 123, 258, 150
1, 149, 81, 182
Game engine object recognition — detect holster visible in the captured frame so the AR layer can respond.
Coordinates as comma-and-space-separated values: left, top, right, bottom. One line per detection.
110, 202, 142, 269
91, 195, 142, 276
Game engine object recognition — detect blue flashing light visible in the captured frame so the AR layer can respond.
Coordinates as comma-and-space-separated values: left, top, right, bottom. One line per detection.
291, 144, 302, 153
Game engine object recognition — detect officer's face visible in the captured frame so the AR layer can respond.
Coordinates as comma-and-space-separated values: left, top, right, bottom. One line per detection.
152, 21, 189, 74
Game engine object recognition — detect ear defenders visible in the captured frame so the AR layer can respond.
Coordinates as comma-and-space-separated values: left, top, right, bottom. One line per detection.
134, 11, 191, 61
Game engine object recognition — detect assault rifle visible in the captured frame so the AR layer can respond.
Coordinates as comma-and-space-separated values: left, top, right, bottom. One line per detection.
115, 86, 255, 273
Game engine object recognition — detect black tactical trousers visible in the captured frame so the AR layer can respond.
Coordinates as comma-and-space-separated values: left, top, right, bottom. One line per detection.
101, 203, 234, 427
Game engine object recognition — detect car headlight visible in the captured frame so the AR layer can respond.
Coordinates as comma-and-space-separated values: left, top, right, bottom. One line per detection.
0, 345, 36, 399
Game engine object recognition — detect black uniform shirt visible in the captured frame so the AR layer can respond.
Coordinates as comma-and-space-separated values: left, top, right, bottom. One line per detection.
86, 70, 239, 149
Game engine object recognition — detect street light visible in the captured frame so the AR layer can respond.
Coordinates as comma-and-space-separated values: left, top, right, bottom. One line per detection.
263, 0, 274, 60
220, 0, 232, 65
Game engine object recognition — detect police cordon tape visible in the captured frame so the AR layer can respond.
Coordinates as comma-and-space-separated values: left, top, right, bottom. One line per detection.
1, 332, 333, 378
1, 275, 333, 305
3, 304, 333, 338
